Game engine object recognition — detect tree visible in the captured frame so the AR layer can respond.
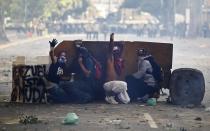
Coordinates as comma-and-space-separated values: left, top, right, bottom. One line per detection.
121, 0, 162, 17
9, 0, 46, 22
0, 0, 45, 42
44, 0, 89, 20
0, 0, 89, 42
0, 0, 12, 42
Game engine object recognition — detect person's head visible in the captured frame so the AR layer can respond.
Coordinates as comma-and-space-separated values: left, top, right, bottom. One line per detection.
58, 51, 67, 64
76, 44, 90, 58
136, 48, 148, 63
137, 48, 147, 57
112, 46, 121, 58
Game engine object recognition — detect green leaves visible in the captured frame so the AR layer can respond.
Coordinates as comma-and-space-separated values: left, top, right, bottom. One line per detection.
121, 0, 162, 17
19, 114, 41, 125
1, 0, 88, 22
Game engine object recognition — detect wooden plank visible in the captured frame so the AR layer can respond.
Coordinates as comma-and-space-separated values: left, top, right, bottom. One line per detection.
54, 41, 173, 87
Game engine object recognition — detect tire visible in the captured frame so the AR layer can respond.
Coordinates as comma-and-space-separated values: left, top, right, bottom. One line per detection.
169, 68, 205, 105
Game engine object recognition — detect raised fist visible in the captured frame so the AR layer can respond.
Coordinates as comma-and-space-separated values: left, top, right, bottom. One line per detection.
49, 39, 58, 47
110, 33, 114, 42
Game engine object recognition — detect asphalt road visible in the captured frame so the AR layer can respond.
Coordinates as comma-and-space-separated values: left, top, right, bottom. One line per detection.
0, 102, 210, 131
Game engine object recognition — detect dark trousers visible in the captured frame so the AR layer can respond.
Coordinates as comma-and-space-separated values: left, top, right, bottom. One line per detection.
61, 81, 93, 104
126, 75, 158, 101
47, 80, 94, 104
47, 84, 71, 103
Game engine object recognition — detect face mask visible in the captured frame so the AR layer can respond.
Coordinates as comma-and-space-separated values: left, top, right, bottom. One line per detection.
58, 56, 67, 64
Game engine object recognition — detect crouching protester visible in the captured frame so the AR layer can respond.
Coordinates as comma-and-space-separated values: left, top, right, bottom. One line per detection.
45, 39, 92, 103
126, 49, 161, 102
103, 81, 130, 104
44, 39, 71, 103
73, 43, 99, 102
103, 33, 130, 104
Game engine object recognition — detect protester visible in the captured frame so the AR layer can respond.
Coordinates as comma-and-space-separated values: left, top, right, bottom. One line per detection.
75, 42, 107, 100
75, 44, 97, 101
45, 39, 71, 103
126, 49, 160, 102
45, 39, 92, 103
103, 33, 130, 104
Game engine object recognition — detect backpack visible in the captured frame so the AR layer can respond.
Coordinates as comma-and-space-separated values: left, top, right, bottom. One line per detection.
144, 56, 163, 83
91, 56, 102, 80
76, 44, 102, 80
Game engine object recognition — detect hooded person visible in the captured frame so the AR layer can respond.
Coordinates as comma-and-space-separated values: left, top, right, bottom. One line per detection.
76, 44, 95, 79
126, 48, 159, 101
61, 41, 95, 103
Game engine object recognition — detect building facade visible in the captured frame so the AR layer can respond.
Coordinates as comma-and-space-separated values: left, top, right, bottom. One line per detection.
89, 0, 124, 18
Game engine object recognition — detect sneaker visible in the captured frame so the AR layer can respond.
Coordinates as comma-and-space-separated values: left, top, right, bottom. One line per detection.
137, 94, 149, 103
105, 96, 118, 104
118, 91, 130, 104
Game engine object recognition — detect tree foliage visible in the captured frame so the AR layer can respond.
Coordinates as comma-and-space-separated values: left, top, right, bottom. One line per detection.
8, 0, 45, 22
1, 0, 88, 22
0, 0, 12, 42
44, 0, 89, 20
121, 0, 162, 17
0, 0, 89, 41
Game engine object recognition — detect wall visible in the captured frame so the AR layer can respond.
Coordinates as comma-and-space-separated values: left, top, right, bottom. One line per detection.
11, 65, 47, 103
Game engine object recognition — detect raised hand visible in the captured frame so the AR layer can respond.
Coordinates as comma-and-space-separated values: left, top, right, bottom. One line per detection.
110, 33, 114, 42
49, 39, 58, 47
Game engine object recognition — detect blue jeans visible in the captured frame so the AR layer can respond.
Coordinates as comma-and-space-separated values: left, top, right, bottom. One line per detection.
126, 75, 158, 101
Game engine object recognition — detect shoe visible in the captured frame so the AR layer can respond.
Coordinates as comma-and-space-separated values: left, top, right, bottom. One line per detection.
46, 94, 54, 104
105, 96, 118, 104
118, 91, 130, 104
137, 94, 149, 103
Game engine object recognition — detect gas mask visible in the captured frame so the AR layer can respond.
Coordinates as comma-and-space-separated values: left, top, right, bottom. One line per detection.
58, 56, 67, 64
58, 52, 67, 64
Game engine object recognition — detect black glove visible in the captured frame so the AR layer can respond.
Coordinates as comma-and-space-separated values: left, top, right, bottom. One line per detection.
110, 33, 114, 42
49, 39, 58, 47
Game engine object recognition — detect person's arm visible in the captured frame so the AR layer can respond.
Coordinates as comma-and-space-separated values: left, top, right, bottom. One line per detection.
108, 33, 114, 55
78, 57, 91, 77
132, 60, 148, 79
49, 49, 56, 64
49, 39, 58, 64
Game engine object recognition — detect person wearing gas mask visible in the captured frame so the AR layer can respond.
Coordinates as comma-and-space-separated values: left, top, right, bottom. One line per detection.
45, 39, 92, 103
72, 43, 99, 102
126, 48, 159, 102
103, 33, 130, 104
44, 39, 71, 103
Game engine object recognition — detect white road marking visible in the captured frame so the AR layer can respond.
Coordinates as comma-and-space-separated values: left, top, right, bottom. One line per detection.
144, 113, 158, 128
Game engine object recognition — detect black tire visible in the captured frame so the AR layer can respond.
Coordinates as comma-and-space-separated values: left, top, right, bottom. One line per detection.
169, 68, 205, 105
